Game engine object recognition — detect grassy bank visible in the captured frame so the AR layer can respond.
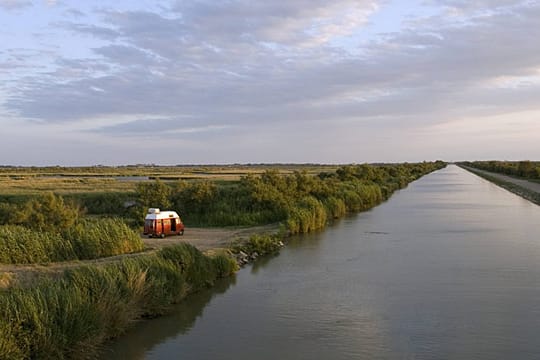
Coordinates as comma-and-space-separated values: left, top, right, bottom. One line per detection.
460, 166, 540, 206
0, 243, 237, 359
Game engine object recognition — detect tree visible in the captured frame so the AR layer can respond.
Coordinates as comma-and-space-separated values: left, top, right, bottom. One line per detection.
135, 180, 172, 211
518, 161, 534, 178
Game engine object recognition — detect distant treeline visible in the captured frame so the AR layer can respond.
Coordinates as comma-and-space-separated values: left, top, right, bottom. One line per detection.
0, 163, 339, 176
462, 161, 540, 180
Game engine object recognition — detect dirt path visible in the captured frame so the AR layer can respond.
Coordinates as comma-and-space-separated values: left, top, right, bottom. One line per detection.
0, 224, 280, 288
142, 224, 280, 251
462, 166, 540, 194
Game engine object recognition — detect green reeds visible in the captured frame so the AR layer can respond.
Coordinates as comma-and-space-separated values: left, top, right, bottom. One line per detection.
0, 244, 238, 359
0, 218, 144, 264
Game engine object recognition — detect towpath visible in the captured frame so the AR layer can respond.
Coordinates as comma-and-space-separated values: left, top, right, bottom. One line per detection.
461, 166, 540, 196
142, 224, 279, 252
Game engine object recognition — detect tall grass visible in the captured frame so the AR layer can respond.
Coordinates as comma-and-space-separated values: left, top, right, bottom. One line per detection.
0, 226, 75, 264
62, 218, 144, 260
0, 219, 144, 264
0, 243, 238, 359
287, 196, 328, 234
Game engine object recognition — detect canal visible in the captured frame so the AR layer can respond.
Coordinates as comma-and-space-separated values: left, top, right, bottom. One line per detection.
101, 165, 540, 359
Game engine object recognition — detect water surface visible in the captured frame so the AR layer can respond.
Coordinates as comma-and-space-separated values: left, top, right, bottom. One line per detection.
102, 165, 540, 359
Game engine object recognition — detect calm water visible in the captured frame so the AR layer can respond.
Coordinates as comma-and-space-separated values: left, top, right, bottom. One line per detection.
102, 165, 540, 359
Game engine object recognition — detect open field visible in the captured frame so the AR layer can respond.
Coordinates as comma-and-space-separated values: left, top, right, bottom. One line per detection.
0, 164, 341, 195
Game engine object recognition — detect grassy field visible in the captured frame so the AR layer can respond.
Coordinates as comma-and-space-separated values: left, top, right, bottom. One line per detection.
0, 164, 341, 195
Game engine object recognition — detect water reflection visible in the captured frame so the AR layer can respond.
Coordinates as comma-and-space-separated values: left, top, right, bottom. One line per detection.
100, 276, 236, 359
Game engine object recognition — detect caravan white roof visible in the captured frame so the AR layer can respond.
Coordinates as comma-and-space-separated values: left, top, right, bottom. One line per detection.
145, 210, 180, 220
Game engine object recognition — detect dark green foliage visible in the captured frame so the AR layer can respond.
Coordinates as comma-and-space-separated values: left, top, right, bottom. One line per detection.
132, 180, 172, 223
0, 244, 238, 359
66, 192, 134, 215
8, 192, 82, 233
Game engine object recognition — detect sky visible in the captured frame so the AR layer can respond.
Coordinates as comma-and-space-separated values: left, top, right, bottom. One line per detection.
0, 0, 539, 165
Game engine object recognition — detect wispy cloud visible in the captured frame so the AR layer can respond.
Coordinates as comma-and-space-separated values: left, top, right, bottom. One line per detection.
0, 0, 32, 11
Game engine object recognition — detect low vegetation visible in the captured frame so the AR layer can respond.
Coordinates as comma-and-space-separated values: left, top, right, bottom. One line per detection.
231, 233, 284, 257
0, 243, 237, 360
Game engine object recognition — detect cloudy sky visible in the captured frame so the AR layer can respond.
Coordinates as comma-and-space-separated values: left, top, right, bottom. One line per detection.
1, 0, 539, 165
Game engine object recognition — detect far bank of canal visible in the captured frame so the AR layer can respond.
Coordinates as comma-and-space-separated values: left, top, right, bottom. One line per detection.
101, 165, 540, 359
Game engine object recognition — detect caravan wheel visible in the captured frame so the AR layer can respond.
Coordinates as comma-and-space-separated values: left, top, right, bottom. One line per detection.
160, 233, 165, 239
179, 230, 184, 236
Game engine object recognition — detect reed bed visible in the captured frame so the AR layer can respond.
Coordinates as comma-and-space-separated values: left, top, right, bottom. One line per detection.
0, 219, 143, 264
0, 243, 238, 359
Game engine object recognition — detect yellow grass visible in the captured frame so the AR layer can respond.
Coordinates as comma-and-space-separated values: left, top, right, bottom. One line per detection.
0, 165, 340, 195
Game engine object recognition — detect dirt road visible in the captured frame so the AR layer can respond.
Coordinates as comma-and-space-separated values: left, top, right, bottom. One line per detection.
142, 224, 280, 251
461, 166, 540, 200
462, 166, 540, 193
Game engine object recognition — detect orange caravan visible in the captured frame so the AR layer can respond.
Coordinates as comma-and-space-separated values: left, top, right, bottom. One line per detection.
144, 208, 185, 238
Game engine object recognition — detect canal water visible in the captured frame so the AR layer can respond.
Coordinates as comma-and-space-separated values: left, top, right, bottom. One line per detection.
101, 165, 540, 359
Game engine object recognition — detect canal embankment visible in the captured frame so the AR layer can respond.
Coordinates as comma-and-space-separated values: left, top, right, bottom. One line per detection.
459, 165, 540, 206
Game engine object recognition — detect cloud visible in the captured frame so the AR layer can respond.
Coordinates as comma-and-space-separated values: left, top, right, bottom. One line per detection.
0, 0, 32, 10
59, 22, 120, 40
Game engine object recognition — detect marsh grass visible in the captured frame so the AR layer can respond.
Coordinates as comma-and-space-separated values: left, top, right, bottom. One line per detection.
0, 243, 238, 359
231, 233, 284, 256
0, 219, 144, 264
